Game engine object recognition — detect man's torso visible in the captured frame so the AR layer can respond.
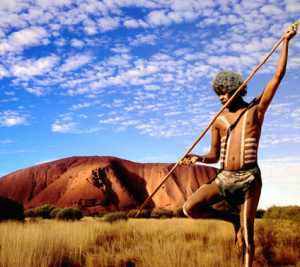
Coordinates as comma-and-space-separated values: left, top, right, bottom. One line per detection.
215, 99, 264, 171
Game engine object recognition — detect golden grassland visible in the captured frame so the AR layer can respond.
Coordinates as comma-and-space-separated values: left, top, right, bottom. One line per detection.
0, 218, 299, 267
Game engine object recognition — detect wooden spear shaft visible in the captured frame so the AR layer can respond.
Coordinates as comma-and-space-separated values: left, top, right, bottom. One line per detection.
135, 23, 297, 217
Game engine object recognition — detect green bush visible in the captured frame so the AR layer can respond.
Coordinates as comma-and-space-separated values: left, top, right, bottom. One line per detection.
25, 204, 55, 219
263, 206, 300, 221
150, 208, 173, 219
256, 209, 265, 218
24, 209, 35, 218
127, 209, 151, 218
96, 211, 107, 218
50, 207, 64, 218
102, 211, 128, 223
55, 208, 83, 221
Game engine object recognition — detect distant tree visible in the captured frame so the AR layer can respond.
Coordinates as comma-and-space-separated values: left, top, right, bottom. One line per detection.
50, 207, 64, 218
96, 211, 108, 218
150, 208, 173, 219
0, 196, 24, 221
256, 209, 265, 218
127, 209, 151, 218
55, 207, 83, 221
102, 211, 128, 223
263, 206, 300, 221
25, 204, 56, 219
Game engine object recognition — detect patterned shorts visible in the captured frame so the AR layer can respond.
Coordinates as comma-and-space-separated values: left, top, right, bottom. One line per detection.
215, 166, 262, 205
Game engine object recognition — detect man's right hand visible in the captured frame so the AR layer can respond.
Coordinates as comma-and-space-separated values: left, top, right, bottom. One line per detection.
179, 154, 199, 165
284, 23, 298, 41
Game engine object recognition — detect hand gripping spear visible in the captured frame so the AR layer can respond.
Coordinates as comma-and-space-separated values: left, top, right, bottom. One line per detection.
135, 21, 299, 217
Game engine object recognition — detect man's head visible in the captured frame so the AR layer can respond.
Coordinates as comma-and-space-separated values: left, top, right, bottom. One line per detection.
212, 71, 247, 97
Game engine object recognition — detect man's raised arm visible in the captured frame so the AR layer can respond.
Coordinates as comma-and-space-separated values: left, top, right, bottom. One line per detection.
258, 24, 297, 118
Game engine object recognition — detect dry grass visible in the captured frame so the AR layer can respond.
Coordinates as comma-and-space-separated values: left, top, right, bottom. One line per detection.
0, 218, 299, 267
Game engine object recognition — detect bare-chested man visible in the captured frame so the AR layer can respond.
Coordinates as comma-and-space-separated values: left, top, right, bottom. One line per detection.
180, 24, 297, 267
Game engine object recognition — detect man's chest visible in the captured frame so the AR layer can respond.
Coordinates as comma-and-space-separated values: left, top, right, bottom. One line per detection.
217, 107, 261, 137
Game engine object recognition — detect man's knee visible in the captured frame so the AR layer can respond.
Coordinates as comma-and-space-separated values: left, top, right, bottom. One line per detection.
182, 201, 193, 218
183, 200, 212, 219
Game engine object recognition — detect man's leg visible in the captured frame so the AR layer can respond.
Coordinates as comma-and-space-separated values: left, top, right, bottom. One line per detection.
183, 181, 224, 218
238, 178, 261, 267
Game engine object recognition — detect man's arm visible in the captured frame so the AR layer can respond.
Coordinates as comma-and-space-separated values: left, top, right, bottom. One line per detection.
258, 24, 297, 118
181, 125, 220, 165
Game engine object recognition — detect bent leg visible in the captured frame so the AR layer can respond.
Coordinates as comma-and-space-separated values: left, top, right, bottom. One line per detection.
238, 178, 261, 267
183, 181, 224, 218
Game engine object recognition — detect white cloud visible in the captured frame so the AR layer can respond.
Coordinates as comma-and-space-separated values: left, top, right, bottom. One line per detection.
147, 10, 172, 26
0, 0, 18, 11
131, 33, 157, 46
83, 19, 98, 35
124, 19, 148, 28
11, 55, 58, 78
97, 16, 120, 32
262, 135, 300, 146
36, 0, 71, 8
71, 102, 93, 110
70, 38, 85, 48
60, 54, 92, 72
25, 87, 46, 96
51, 120, 78, 133
0, 27, 48, 55
260, 4, 283, 15
106, 53, 132, 67
51, 113, 101, 134
285, 0, 300, 12
0, 65, 8, 78
4, 91, 15, 96
0, 111, 27, 127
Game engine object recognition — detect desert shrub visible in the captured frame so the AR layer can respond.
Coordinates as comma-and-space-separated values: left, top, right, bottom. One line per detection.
150, 208, 173, 219
50, 207, 64, 218
0, 197, 24, 221
96, 211, 108, 218
25, 204, 55, 219
24, 209, 35, 217
256, 209, 265, 218
126, 209, 151, 218
36, 204, 56, 218
263, 206, 300, 221
255, 220, 300, 266
55, 208, 83, 221
102, 211, 128, 223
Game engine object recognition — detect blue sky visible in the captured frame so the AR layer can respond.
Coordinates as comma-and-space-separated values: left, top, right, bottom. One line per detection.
0, 0, 299, 208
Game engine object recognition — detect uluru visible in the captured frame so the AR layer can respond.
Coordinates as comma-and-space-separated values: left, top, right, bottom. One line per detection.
0, 156, 217, 215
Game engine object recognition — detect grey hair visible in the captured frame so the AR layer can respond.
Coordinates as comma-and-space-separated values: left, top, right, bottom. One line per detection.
212, 71, 246, 95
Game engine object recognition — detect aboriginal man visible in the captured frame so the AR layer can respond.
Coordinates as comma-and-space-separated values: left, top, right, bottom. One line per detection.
180, 24, 297, 267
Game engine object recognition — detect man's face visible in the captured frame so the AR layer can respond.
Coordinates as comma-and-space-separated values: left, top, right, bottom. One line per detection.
218, 88, 246, 105
218, 91, 233, 105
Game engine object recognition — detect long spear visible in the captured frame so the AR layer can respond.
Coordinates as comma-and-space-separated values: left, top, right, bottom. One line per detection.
135, 21, 299, 217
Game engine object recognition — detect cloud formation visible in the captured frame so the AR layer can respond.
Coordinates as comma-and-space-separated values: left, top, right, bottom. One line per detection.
0, 111, 27, 127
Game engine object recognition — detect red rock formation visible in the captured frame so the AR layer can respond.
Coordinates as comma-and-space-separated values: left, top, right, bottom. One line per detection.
0, 156, 217, 214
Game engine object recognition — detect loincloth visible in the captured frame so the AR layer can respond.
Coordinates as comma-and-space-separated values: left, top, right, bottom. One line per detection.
214, 166, 261, 205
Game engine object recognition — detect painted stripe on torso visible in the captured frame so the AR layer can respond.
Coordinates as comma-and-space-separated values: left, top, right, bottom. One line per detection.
240, 110, 249, 168
218, 116, 231, 168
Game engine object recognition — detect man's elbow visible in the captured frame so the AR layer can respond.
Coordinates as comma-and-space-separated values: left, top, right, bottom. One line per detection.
205, 155, 219, 164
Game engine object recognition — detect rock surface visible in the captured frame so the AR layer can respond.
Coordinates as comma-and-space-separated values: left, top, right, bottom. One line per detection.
0, 156, 217, 214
